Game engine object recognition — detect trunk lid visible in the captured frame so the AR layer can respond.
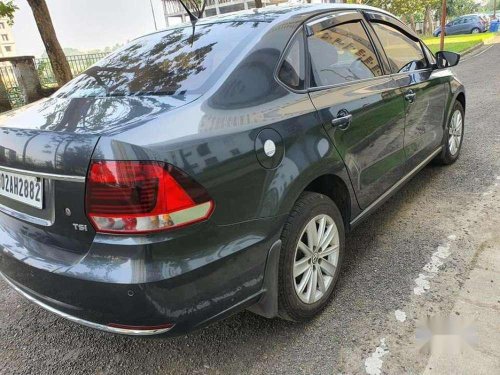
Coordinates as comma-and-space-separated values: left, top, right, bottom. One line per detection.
0, 95, 194, 258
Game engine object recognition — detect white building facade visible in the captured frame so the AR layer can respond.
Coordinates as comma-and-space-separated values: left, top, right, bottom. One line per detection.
0, 18, 16, 59
162, 0, 346, 26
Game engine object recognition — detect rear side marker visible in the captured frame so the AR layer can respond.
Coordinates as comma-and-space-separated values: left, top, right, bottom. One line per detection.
86, 160, 214, 234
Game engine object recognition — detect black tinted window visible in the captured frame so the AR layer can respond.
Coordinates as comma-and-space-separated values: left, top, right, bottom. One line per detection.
56, 22, 264, 99
372, 23, 428, 73
278, 30, 305, 90
308, 21, 382, 87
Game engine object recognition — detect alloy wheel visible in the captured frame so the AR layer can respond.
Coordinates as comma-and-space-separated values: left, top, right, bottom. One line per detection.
448, 109, 463, 156
293, 214, 340, 304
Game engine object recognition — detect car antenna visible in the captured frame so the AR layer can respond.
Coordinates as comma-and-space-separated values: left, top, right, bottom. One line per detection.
177, 0, 207, 45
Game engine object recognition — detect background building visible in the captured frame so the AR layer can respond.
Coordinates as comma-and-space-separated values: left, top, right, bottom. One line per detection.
0, 18, 16, 59
162, 0, 345, 26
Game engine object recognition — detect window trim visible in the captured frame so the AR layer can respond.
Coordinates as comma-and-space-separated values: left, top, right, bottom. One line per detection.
307, 74, 393, 93
305, 10, 362, 35
363, 11, 419, 41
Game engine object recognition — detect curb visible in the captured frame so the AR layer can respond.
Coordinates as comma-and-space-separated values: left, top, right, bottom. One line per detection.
460, 41, 485, 56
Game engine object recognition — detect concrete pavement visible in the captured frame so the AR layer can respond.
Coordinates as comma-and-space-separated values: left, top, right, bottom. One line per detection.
422, 193, 500, 374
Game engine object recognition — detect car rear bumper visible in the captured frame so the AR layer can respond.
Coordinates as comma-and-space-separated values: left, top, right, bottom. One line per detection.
0, 216, 284, 336
1, 272, 174, 335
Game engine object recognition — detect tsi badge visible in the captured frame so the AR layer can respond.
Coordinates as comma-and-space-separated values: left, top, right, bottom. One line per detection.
72, 223, 88, 232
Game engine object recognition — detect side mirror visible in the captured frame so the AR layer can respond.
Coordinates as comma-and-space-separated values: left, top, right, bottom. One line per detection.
435, 51, 461, 68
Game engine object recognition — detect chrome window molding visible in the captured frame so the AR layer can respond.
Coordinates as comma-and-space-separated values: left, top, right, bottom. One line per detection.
307, 75, 393, 93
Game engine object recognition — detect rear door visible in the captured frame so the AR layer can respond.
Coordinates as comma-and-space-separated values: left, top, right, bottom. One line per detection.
306, 11, 407, 209
446, 18, 460, 35
459, 17, 471, 33
447, 18, 459, 34
366, 15, 448, 172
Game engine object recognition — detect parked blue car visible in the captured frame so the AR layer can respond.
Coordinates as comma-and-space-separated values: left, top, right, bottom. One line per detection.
433, 14, 487, 36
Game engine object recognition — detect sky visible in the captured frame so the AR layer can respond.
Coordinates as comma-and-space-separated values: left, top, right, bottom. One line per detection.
11, 0, 171, 56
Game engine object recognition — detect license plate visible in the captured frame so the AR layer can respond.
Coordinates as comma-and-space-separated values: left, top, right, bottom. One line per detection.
0, 171, 43, 209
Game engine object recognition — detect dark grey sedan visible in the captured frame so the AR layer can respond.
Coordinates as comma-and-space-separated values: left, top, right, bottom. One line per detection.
0, 4, 465, 336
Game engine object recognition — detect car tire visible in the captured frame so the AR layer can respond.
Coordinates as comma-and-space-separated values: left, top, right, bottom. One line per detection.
278, 192, 345, 322
435, 31, 441, 37
471, 27, 480, 33
434, 101, 465, 165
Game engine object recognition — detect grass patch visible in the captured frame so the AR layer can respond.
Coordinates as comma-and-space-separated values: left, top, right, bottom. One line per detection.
422, 32, 497, 54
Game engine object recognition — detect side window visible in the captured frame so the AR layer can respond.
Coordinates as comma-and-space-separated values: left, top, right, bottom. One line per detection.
423, 43, 436, 65
371, 23, 428, 73
308, 21, 382, 87
278, 29, 305, 90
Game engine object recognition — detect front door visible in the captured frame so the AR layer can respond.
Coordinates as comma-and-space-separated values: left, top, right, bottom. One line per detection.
306, 13, 407, 209
369, 21, 448, 171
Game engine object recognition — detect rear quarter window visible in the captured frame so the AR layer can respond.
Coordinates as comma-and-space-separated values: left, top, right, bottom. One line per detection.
278, 29, 305, 90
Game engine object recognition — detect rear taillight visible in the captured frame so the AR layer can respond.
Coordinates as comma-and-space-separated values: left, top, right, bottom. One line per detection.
86, 161, 213, 234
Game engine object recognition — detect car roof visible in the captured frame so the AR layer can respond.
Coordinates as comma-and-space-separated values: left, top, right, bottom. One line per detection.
197, 3, 394, 23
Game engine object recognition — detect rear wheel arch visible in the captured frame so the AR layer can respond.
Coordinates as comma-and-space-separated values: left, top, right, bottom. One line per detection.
302, 174, 352, 231
250, 173, 353, 319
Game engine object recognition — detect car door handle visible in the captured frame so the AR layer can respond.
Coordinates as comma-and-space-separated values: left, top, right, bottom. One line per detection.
331, 113, 352, 130
404, 90, 416, 103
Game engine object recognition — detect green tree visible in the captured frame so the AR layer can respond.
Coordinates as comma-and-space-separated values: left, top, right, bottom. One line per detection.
348, 0, 442, 34
0, 0, 17, 25
421, 0, 441, 35
484, 0, 499, 12
347, 0, 420, 15
348, 0, 426, 30
26, 0, 73, 86
446, 0, 480, 17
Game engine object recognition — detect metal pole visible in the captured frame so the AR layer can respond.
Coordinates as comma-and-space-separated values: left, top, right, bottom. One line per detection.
440, 0, 446, 51
149, 0, 158, 30
494, 0, 497, 18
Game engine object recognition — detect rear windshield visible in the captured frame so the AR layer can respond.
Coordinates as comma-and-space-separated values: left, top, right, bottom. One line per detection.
56, 22, 265, 99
